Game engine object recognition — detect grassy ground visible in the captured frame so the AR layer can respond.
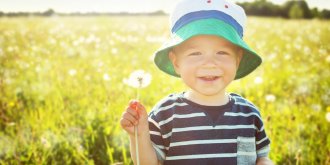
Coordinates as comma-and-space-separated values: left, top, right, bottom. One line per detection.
0, 16, 329, 164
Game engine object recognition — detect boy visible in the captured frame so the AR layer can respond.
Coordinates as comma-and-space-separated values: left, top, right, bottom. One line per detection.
120, 0, 273, 164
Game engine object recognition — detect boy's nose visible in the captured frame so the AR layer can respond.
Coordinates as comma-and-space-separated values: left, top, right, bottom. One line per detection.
202, 54, 219, 67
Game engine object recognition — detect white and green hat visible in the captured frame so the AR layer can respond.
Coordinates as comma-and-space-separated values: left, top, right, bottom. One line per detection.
154, 0, 262, 79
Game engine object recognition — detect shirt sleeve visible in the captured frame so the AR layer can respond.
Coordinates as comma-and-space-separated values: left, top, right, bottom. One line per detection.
148, 112, 166, 163
255, 114, 271, 158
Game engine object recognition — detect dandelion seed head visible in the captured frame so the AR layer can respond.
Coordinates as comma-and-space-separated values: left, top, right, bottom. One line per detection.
296, 85, 309, 95
311, 104, 321, 112
109, 39, 115, 45
77, 145, 84, 153
84, 75, 91, 81
284, 54, 291, 60
7, 122, 15, 126
123, 70, 151, 88
265, 94, 276, 102
35, 65, 41, 73
103, 73, 111, 81
326, 56, 330, 63
40, 137, 50, 149
7, 46, 14, 52
68, 69, 77, 76
254, 76, 263, 84
319, 49, 326, 55
40, 131, 58, 149
48, 38, 57, 45
326, 112, 330, 122
304, 47, 311, 54
98, 61, 104, 67
111, 48, 118, 55
268, 53, 277, 60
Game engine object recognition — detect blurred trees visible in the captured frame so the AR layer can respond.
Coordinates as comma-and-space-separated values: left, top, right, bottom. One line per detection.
0, 9, 166, 17
289, 3, 304, 19
237, 0, 330, 19
238, 0, 282, 17
282, 0, 312, 18
42, 9, 55, 16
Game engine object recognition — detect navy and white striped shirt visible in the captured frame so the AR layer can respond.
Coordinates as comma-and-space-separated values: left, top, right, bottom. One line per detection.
148, 93, 270, 165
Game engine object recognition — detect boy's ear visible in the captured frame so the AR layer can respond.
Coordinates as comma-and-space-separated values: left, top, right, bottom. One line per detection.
169, 51, 180, 75
236, 48, 243, 68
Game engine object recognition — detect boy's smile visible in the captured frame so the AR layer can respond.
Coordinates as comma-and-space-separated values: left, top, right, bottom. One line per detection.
169, 35, 242, 105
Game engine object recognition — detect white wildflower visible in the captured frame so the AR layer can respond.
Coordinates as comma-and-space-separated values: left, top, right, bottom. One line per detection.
311, 104, 321, 112
68, 69, 77, 76
326, 56, 330, 63
254, 76, 263, 84
40, 137, 50, 149
297, 85, 309, 95
103, 73, 111, 81
84, 75, 91, 81
265, 94, 276, 102
284, 54, 291, 60
35, 65, 41, 73
111, 48, 118, 54
326, 112, 330, 122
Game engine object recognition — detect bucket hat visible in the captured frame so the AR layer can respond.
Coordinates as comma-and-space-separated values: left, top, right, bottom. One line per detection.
153, 0, 262, 79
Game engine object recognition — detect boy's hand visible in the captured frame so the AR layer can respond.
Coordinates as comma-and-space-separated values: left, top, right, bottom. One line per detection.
120, 100, 149, 136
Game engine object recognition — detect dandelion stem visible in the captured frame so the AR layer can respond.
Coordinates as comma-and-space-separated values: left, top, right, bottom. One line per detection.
135, 126, 140, 165
136, 88, 140, 100
135, 87, 140, 165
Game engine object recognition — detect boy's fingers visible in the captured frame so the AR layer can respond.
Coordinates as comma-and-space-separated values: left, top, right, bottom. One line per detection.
129, 100, 145, 110
126, 107, 139, 119
136, 103, 146, 112
135, 104, 148, 118
122, 111, 138, 124
120, 117, 134, 127
129, 100, 146, 114
129, 100, 139, 109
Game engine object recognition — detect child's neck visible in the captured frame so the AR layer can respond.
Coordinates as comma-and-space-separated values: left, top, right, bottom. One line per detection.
184, 90, 229, 106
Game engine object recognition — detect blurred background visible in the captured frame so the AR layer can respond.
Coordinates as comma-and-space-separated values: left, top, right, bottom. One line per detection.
0, 0, 329, 164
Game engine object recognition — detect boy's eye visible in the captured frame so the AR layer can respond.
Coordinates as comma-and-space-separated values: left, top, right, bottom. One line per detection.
188, 52, 202, 56
217, 51, 229, 55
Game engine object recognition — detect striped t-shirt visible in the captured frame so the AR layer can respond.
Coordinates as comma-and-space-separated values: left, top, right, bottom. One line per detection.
148, 93, 270, 165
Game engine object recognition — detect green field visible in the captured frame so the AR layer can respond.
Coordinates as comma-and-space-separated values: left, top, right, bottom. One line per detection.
0, 16, 329, 164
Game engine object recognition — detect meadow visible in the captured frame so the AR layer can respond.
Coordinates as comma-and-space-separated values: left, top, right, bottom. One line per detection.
0, 15, 329, 164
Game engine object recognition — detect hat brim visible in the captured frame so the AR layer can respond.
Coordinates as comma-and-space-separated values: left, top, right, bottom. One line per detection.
154, 18, 262, 80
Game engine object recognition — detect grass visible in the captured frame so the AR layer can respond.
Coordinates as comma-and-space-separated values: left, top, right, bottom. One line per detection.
0, 16, 329, 164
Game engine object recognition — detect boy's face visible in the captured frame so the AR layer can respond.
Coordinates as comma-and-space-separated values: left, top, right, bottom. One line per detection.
169, 35, 242, 98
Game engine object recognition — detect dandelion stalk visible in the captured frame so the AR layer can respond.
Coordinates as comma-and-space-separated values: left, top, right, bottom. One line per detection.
135, 79, 141, 165
135, 120, 140, 165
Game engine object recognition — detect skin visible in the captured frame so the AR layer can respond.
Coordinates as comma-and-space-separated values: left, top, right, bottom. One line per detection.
120, 35, 273, 165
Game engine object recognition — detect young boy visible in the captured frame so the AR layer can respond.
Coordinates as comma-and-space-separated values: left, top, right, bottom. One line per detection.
120, 0, 273, 164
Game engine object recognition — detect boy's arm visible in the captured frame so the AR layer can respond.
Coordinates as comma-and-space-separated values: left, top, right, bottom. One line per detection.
254, 109, 272, 165
129, 131, 159, 165
256, 157, 274, 165
120, 100, 159, 165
